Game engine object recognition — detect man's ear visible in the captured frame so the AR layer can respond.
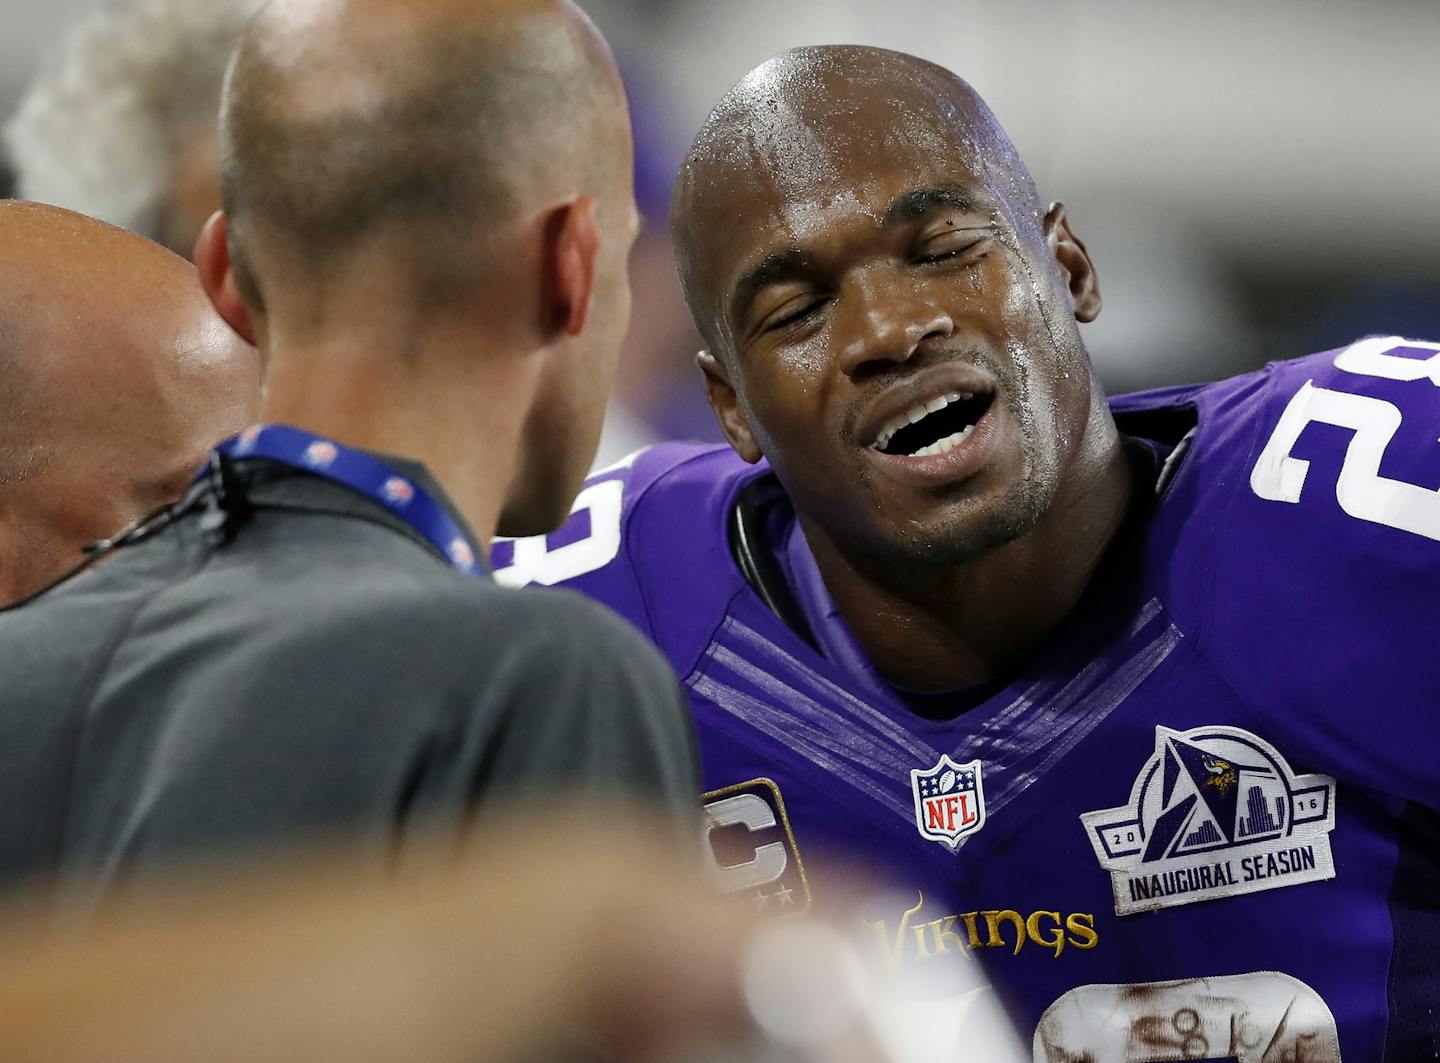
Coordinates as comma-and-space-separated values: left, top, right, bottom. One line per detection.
547, 197, 600, 337
697, 349, 762, 464
193, 211, 257, 346
1043, 202, 1102, 323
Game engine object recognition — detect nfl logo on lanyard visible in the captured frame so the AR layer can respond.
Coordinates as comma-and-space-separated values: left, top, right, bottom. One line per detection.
910, 754, 987, 850
210, 424, 482, 578
381, 476, 415, 507
302, 440, 340, 469
447, 537, 476, 572
234, 424, 266, 455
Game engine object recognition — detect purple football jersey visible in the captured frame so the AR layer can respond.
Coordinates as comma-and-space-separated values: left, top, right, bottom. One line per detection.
492, 337, 1440, 1061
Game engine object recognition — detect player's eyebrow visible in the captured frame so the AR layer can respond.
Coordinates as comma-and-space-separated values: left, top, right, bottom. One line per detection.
729, 248, 815, 322
884, 185, 978, 224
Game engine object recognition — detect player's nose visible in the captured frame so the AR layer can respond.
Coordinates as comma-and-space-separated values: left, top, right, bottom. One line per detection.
833, 269, 955, 379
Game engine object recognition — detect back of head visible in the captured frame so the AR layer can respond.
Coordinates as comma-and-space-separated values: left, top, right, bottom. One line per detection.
220, 0, 632, 320
0, 201, 259, 604
211, 0, 638, 538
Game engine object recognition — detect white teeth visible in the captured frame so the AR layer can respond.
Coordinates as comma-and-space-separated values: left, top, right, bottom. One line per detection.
872, 391, 969, 451
910, 425, 975, 458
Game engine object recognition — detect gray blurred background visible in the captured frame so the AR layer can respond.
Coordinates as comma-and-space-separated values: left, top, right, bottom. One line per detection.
4, 0, 1438, 451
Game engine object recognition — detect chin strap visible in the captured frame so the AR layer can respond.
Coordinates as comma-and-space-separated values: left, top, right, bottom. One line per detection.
729, 477, 817, 650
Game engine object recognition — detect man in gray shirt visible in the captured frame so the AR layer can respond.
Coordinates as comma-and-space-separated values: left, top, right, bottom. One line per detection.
0, 0, 695, 910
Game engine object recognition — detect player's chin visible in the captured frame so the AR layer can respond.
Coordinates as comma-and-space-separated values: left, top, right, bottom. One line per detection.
865, 465, 1044, 564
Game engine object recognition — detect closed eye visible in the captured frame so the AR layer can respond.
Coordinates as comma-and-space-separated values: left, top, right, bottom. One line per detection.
915, 237, 986, 266
764, 295, 827, 332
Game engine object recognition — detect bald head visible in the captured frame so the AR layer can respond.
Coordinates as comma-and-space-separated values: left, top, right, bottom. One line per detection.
671, 45, 1044, 355
220, 0, 632, 312
0, 202, 259, 603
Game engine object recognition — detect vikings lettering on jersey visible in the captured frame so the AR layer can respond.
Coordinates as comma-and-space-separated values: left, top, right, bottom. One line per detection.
492, 338, 1440, 1061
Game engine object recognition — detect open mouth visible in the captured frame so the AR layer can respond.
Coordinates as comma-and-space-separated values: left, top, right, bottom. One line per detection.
870, 391, 995, 458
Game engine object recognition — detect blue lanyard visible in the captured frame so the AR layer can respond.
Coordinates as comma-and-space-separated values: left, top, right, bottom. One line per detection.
198, 424, 480, 575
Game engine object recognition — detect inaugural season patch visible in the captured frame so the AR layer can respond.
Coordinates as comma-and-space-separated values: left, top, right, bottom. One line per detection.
1081, 726, 1335, 915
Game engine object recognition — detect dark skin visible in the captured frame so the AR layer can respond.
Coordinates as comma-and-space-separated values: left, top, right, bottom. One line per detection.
673, 47, 1133, 691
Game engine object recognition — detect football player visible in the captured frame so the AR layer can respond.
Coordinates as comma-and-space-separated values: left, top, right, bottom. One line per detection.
494, 45, 1438, 1060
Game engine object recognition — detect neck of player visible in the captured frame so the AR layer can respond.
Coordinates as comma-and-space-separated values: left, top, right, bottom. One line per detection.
800, 403, 1135, 693
258, 310, 539, 552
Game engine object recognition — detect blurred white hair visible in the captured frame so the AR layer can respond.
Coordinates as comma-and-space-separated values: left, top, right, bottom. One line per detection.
4, 0, 263, 241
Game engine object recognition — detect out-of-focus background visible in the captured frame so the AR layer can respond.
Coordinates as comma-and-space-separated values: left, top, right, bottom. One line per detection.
4, 0, 1438, 456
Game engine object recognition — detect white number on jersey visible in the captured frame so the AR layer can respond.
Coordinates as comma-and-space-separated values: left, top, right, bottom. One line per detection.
1251, 336, 1440, 540
1034, 972, 1340, 1062
492, 448, 645, 588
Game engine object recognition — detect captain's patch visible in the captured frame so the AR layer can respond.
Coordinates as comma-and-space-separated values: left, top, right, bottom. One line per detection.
702, 779, 810, 915
1080, 726, 1336, 915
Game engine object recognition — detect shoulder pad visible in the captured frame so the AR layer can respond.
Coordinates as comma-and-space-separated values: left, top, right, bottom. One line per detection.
1249, 337, 1440, 540
1197, 337, 1440, 802
490, 442, 763, 678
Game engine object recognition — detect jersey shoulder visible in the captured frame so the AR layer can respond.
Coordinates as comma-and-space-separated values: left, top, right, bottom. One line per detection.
1186, 335, 1440, 580
491, 442, 763, 679
1155, 337, 1440, 802
1109, 336, 1440, 580
1114, 336, 1440, 492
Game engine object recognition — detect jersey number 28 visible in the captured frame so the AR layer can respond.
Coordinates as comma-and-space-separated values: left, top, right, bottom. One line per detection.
1251, 336, 1440, 540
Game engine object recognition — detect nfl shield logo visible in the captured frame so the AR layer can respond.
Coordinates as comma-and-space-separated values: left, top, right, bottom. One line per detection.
447, 537, 476, 571
303, 440, 339, 469
910, 755, 986, 850
234, 424, 265, 454
381, 476, 415, 507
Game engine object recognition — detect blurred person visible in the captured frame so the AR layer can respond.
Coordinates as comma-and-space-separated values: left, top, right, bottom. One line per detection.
0, 811, 774, 1063
0, 810, 1016, 1063
496, 45, 1440, 1059
4, 0, 263, 256
0, 0, 694, 913
0, 200, 258, 605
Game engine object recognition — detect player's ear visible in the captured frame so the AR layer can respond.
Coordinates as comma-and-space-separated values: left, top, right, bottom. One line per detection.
546, 197, 600, 337
1043, 202, 1101, 323
698, 349, 763, 464
193, 211, 258, 346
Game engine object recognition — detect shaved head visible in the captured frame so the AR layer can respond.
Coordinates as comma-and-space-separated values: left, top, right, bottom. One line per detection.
220, 0, 632, 311
672, 45, 1044, 357
0, 201, 259, 603
666, 44, 1113, 594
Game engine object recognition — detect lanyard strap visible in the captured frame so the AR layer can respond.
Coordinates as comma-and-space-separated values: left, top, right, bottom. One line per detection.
199, 424, 480, 574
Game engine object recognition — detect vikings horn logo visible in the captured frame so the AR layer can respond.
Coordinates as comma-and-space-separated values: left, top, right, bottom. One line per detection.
1201, 756, 1237, 796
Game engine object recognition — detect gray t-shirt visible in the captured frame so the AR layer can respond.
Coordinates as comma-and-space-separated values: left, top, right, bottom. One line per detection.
0, 455, 698, 916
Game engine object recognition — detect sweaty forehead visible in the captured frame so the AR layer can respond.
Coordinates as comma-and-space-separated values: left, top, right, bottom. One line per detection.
675, 49, 1027, 314
692, 54, 988, 208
